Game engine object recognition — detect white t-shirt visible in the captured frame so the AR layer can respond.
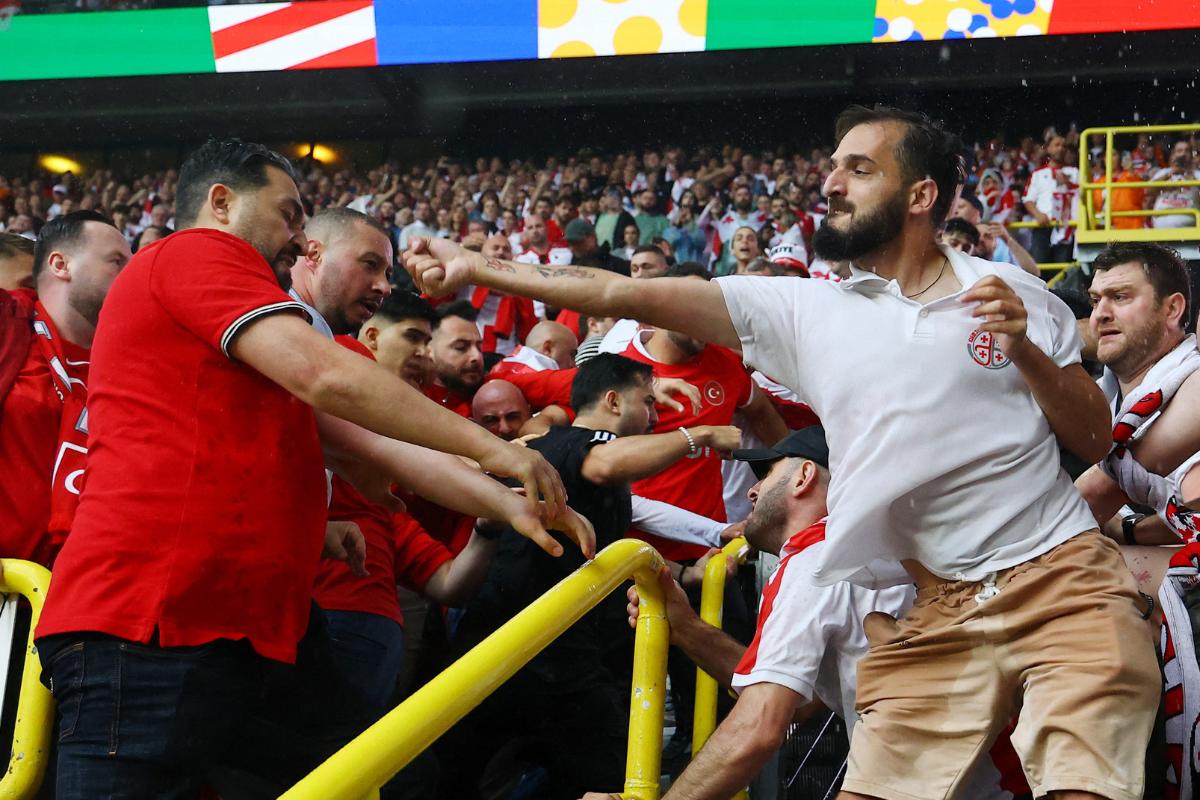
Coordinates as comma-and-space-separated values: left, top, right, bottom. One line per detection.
717, 246, 1097, 587
1150, 167, 1200, 229
1023, 165, 1079, 245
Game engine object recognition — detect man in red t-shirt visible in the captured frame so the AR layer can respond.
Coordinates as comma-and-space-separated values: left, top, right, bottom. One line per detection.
425, 300, 484, 417
34, 141, 586, 799
0, 211, 130, 567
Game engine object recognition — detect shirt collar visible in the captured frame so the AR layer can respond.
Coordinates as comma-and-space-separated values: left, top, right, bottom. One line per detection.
839, 243, 987, 299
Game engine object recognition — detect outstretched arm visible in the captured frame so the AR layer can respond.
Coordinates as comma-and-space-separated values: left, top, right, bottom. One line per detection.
403, 237, 740, 351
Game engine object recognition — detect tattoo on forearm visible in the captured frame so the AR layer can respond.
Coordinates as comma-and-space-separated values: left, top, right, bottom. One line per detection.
485, 258, 517, 273
533, 266, 595, 280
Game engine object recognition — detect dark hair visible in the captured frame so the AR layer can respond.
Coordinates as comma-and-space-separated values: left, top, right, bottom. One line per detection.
436, 299, 479, 327
0, 231, 36, 260
942, 217, 980, 247
1093, 242, 1192, 330
33, 211, 117, 280
373, 290, 437, 326
666, 261, 712, 281
176, 138, 297, 228
632, 244, 666, 262
960, 192, 984, 217
834, 104, 966, 226
570, 353, 654, 414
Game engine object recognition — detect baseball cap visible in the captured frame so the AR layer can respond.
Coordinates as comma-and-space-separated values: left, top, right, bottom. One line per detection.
52, 184, 67, 195
564, 218, 594, 242
767, 243, 809, 277
733, 426, 829, 479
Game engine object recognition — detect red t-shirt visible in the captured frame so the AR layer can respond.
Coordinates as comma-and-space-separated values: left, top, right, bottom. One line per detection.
623, 335, 752, 561
0, 300, 88, 566
314, 337, 454, 622
423, 382, 473, 419
37, 228, 327, 664
413, 382, 476, 553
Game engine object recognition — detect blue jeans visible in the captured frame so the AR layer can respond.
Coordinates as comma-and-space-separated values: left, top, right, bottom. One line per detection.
40, 633, 263, 800
321, 609, 405, 713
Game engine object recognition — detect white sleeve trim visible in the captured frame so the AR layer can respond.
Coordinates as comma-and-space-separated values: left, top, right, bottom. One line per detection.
731, 669, 815, 701
219, 300, 311, 358
630, 495, 724, 548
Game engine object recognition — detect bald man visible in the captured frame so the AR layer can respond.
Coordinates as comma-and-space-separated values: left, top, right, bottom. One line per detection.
525, 319, 578, 369
471, 379, 533, 441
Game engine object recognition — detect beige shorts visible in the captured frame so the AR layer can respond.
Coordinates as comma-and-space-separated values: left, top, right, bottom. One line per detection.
842, 531, 1160, 800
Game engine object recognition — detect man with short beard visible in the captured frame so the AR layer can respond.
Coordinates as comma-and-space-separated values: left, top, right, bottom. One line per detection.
1073, 242, 1200, 800
0, 212, 130, 566
288, 207, 392, 337
1022, 134, 1079, 264
515, 212, 571, 266
406, 104, 1157, 800
583, 428, 1026, 800
428, 300, 485, 416
448, 234, 539, 356
713, 183, 769, 274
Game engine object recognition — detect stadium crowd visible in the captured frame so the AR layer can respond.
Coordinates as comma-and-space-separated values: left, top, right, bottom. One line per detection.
3, 104, 1200, 800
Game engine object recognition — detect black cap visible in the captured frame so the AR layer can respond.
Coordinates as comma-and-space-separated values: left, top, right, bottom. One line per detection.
733, 426, 829, 479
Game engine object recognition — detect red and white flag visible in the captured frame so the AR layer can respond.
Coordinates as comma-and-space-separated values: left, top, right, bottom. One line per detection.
208, 0, 377, 73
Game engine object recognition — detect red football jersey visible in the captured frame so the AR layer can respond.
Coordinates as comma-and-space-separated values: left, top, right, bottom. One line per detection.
0, 299, 88, 565
314, 337, 453, 622
37, 229, 327, 664
623, 334, 752, 561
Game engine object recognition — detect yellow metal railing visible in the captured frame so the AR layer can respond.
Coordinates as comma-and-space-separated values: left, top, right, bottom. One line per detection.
282, 539, 669, 800
692, 537, 751, 800
1078, 123, 1200, 244
0, 560, 54, 800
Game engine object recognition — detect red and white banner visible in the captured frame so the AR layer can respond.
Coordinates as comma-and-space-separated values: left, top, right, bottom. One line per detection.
208, 0, 376, 73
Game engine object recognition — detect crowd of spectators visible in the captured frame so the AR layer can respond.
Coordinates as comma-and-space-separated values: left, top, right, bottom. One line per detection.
4, 123, 1198, 292
5, 114, 1200, 800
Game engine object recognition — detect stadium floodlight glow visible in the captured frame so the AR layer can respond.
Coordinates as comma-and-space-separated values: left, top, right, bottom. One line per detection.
39, 154, 82, 174
296, 144, 337, 164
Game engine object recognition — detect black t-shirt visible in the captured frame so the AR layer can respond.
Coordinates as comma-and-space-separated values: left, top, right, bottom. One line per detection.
458, 425, 631, 692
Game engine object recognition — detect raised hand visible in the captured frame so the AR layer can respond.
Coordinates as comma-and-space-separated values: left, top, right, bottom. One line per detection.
403, 237, 487, 297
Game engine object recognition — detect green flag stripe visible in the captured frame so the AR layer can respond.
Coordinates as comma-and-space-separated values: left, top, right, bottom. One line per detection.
705, 0, 876, 51
0, 7, 214, 81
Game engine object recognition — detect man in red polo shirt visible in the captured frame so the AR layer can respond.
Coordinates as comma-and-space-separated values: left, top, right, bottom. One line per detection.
0, 212, 130, 567
35, 140, 581, 799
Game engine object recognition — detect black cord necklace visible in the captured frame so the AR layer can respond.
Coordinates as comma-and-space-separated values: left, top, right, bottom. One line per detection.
903, 255, 949, 300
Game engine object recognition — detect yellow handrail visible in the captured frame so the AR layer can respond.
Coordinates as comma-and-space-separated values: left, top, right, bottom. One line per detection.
0, 560, 54, 800
281, 539, 669, 800
691, 537, 751, 800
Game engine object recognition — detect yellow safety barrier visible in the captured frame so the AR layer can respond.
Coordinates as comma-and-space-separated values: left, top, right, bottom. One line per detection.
0, 560, 54, 800
1078, 123, 1200, 245
282, 539, 670, 800
691, 537, 751, 800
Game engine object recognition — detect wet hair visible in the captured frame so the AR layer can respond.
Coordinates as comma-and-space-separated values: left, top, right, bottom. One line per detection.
942, 217, 980, 248
571, 353, 654, 414
834, 104, 966, 226
1092, 242, 1191, 330
0, 231, 36, 260
176, 138, 297, 227
33, 210, 117, 280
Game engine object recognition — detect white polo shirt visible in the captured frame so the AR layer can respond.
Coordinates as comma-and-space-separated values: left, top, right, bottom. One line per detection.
717, 245, 1097, 587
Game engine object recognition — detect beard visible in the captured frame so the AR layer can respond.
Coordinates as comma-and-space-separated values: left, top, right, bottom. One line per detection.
812, 190, 908, 262
1097, 313, 1167, 379
743, 477, 790, 553
734, 198, 752, 213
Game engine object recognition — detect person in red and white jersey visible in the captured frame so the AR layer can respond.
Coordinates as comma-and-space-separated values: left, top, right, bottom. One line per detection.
711, 184, 769, 274
1146, 140, 1200, 230
545, 193, 577, 248
450, 234, 539, 356
513, 213, 571, 266
1022, 134, 1079, 264
489, 320, 577, 381
36, 141, 581, 799
582, 428, 1030, 800
979, 168, 1017, 223
0, 212, 129, 568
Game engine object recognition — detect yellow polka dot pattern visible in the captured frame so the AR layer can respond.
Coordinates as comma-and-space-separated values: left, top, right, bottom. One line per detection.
873, 0, 1052, 44
538, 0, 706, 58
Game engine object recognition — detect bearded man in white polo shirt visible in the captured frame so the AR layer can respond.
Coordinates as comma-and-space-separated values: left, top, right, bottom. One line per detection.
404, 104, 1160, 800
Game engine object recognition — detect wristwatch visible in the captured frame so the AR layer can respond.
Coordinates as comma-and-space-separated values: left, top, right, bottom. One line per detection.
1122, 513, 1146, 546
